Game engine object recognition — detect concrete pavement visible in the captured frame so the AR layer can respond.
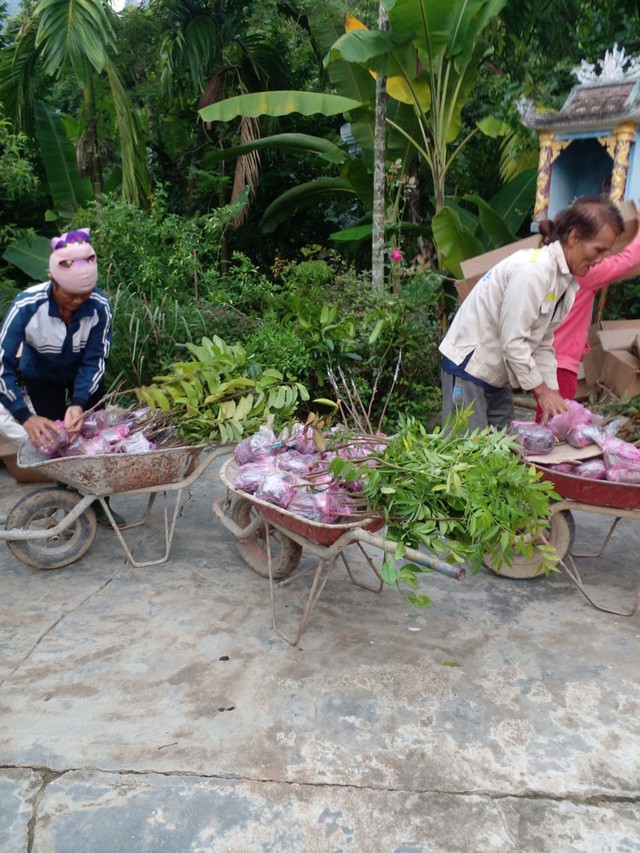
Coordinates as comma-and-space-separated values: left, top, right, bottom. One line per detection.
0, 456, 639, 852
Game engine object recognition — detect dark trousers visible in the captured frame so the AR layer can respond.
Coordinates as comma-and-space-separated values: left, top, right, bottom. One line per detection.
23, 377, 104, 421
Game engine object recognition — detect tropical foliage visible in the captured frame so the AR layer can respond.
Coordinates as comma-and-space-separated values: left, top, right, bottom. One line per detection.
0, 0, 150, 204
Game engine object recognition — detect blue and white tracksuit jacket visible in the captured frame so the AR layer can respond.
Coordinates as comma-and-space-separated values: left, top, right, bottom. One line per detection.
0, 282, 112, 424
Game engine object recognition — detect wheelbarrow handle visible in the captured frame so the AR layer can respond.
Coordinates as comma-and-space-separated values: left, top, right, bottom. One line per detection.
1, 494, 95, 541
353, 529, 466, 581
212, 495, 264, 540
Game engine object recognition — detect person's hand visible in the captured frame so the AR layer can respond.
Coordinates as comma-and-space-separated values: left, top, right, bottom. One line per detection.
23, 414, 63, 449
64, 405, 85, 439
532, 384, 568, 424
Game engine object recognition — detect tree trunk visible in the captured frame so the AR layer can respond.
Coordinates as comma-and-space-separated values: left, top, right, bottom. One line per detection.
371, 4, 389, 291
81, 80, 102, 200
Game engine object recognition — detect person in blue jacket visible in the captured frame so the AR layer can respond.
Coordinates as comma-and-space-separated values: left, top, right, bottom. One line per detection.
0, 227, 123, 526
0, 227, 111, 449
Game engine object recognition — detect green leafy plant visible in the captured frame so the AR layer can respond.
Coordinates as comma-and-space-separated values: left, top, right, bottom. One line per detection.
135, 335, 309, 444
243, 311, 312, 380
329, 414, 559, 604
325, 266, 445, 430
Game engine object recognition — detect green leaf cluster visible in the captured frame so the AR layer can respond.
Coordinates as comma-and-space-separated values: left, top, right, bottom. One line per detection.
135, 335, 309, 445
329, 414, 559, 596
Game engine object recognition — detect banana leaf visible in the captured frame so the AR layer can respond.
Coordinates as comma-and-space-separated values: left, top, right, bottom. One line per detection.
489, 169, 537, 234
34, 100, 93, 214
464, 194, 515, 249
260, 178, 356, 232
432, 207, 485, 279
202, 133, 348, 164
3, 235, 51, 282
199, 92, 363, 123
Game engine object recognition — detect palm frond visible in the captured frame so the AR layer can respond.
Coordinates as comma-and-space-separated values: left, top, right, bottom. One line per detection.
34, 0, 116, 80
104, 60, 151, 205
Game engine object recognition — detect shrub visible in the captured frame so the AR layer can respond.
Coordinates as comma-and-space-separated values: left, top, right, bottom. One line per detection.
242, 310, 313, 381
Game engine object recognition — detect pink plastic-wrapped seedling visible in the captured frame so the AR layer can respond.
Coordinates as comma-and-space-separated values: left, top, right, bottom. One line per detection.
255, 471, 298, 508
547, 400, 592, 442
602, 437, 640, 470
36, 420, 70, 458
233, 428, 277, 465
233, 459, 280, 493
605, 465, 640, 484
508, 420, 555, 454
574, 458, 607, 480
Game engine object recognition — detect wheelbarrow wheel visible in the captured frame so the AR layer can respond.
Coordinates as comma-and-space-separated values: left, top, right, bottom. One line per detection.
5, 487, 98, 570
485, 509, 576, 580
231, 498, 302, 579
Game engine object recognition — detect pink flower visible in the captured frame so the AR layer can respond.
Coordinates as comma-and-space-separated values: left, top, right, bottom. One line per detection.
390, 248, 403, 261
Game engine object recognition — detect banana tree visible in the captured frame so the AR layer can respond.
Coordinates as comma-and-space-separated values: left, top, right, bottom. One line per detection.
157, 0, 301, 219
34, 100, 94, 220
0, 0, 150, 204
327, 0, 508, 214
197, 8, 425, 244
199, 0, 508, 277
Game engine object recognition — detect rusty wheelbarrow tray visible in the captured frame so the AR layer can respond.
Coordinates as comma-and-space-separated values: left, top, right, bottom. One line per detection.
1, 442, 231, 570
498, 461, 640, 616
212, 458, 465, 645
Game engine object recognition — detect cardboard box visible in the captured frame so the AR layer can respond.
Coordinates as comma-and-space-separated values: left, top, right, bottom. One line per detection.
459, 235, 539, 280
0, 452, 52, 483
455, 235, 540, 303
454, 274, 481, 303
574, 378, 591, 401
588, 319, 640, 347
600, 349, 640, 399
582, 320, 640, 397
583, 343, 605, 387
597, 327, 640, 352
526, 442, 601, 465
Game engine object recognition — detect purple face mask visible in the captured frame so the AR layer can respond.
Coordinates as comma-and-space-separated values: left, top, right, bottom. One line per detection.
49, 228, 98, 294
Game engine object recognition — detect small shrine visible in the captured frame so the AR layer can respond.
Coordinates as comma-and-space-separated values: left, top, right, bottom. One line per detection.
518, 45, 640, 226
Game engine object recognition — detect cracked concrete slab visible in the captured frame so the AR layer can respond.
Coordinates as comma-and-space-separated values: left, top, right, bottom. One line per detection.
10, 770, 638, 853
1, 459, 639, 852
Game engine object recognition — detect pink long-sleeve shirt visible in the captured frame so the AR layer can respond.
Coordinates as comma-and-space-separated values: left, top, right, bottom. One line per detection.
553, 234, 640, 373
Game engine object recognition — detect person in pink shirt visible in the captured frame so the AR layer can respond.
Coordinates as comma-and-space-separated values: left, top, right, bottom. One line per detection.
534, 215, 640, 420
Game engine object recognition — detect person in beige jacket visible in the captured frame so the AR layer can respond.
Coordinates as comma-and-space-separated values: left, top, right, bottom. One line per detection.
440, 197, 624, 430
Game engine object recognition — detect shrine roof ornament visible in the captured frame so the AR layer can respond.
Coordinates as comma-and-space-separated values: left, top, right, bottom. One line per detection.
518, 45, 640, 133
572, 44, 640, 86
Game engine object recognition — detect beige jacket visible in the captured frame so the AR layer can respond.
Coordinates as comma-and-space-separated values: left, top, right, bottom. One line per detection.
439, 241, 578, 391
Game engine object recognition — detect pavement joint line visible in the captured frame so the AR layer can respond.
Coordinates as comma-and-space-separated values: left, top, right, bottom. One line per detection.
3, 765, 639, 804
0, 577, 114, 688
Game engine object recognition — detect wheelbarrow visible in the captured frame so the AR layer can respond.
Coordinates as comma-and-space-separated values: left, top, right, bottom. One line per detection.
212, 458, 466, 645
490, 460, 640, 616
1, 441, 231, 569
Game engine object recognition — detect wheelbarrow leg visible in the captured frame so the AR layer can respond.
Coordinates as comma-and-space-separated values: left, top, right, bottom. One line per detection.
560, 551, 640, 617
570, 515, 622, 558
265, 525, 336, 646
340, 542, 384, 593
95, 489, 185, 569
